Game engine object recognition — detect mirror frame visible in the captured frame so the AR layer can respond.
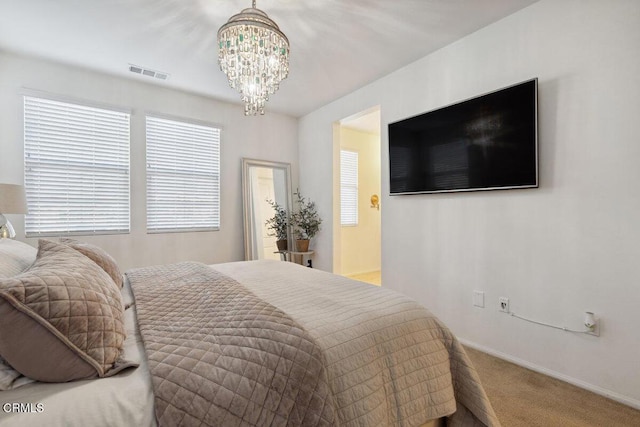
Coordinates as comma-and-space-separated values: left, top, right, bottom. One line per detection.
241, 158, 293, 261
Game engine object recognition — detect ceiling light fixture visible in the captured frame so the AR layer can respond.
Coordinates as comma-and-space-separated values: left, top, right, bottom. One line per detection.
217, 0, 290, 116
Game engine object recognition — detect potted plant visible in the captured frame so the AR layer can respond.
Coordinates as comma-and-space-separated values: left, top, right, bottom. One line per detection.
265, 199, 289, 251
291, 190, 322, 252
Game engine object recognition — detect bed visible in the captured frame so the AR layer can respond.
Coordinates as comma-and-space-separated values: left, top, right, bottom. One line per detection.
0, 239, 500, 426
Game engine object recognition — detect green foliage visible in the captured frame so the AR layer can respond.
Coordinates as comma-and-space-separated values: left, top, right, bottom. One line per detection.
291, 190, 322, 239
265, 199, 289, 241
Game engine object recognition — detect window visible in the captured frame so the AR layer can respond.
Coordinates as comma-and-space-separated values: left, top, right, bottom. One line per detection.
340, 150, 358, 226
146, 116, 221, 232
24, 96, 130, 236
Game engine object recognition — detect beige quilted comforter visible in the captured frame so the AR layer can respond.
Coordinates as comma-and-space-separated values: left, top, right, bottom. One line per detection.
128, 260, 499, 427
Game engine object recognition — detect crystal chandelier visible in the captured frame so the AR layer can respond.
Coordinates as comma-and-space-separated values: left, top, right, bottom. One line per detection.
217, 0, 290, 116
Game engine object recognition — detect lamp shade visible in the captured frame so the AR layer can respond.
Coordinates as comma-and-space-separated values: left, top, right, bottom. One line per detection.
0, 183, 28, 214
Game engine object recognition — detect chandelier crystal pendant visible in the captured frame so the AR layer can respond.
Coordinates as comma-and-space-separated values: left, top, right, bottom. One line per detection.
217, 0, 290, 116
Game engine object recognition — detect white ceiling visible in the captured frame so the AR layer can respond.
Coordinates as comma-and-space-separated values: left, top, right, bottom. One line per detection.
0, 0, 538, 117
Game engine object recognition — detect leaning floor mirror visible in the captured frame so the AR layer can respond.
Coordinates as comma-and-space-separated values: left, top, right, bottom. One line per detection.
242, 158, 293, 261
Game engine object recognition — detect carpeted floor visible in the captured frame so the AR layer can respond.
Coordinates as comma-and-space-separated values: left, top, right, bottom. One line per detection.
464, 346, 640, 426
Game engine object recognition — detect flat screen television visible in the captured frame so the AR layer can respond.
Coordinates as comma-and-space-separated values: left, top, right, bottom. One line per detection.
388, 78, 538, 195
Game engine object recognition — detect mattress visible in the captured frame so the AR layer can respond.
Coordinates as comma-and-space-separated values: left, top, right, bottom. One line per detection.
0, 261, 496, 426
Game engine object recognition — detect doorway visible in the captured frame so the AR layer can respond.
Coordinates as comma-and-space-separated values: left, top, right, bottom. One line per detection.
334, 107, 382, 286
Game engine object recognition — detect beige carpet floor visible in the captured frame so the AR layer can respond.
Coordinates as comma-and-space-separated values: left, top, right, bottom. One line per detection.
465, 346, 640, 426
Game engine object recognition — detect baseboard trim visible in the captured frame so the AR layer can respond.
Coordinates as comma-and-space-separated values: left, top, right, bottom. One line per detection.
459, 338, 640, 411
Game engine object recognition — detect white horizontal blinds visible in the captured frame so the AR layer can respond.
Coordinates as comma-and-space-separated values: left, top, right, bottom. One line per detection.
24, 96, 130, 237
146, 116, 220, 232
340, 150, 358, 226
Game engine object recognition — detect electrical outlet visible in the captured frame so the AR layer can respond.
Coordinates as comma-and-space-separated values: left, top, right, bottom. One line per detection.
473, 291, 485, 308
585, 312, 600, 336
499, 297, 509, 313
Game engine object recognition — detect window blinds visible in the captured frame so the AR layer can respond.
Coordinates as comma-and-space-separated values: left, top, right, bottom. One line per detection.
340, 150, 358, 226
24, 96, 130, 236
146, 116, 221, 232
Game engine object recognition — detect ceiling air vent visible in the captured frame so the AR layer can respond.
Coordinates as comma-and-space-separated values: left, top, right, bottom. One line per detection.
128, 64, 170, 81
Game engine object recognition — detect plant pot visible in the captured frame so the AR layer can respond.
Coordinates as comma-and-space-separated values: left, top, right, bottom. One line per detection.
296, 239, 310, 252
276, 239, 288, 251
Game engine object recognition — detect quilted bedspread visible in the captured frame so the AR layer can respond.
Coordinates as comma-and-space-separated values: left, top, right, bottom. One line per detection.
128, 260, 500, 427
126, 262, 337, 426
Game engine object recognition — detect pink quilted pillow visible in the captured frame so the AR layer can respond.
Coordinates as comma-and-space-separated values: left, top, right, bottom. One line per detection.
60, 238, 123, 288
0, 239, 129, 382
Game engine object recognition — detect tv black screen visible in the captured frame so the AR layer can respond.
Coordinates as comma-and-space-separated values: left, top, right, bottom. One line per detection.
388, 78, 538, 195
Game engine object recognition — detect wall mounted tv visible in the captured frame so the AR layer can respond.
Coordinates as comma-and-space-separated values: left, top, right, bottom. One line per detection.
388, 78, 538, 195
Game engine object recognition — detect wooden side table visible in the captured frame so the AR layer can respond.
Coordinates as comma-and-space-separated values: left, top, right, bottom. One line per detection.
287, 250, 314, 268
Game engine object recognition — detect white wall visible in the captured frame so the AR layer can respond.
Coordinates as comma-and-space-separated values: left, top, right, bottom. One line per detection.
299, 0, 640, 407
339, 127, 381, 276
0, 52, 299, 270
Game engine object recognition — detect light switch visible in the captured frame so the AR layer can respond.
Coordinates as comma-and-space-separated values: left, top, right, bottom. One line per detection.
473, 291, 485, 308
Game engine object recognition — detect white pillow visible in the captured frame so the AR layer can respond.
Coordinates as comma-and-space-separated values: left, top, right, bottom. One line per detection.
0, 239, 37, 278
0, 357, 35, 390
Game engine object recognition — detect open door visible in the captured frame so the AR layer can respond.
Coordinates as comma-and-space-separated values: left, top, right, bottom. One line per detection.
334, 107, 382, 286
